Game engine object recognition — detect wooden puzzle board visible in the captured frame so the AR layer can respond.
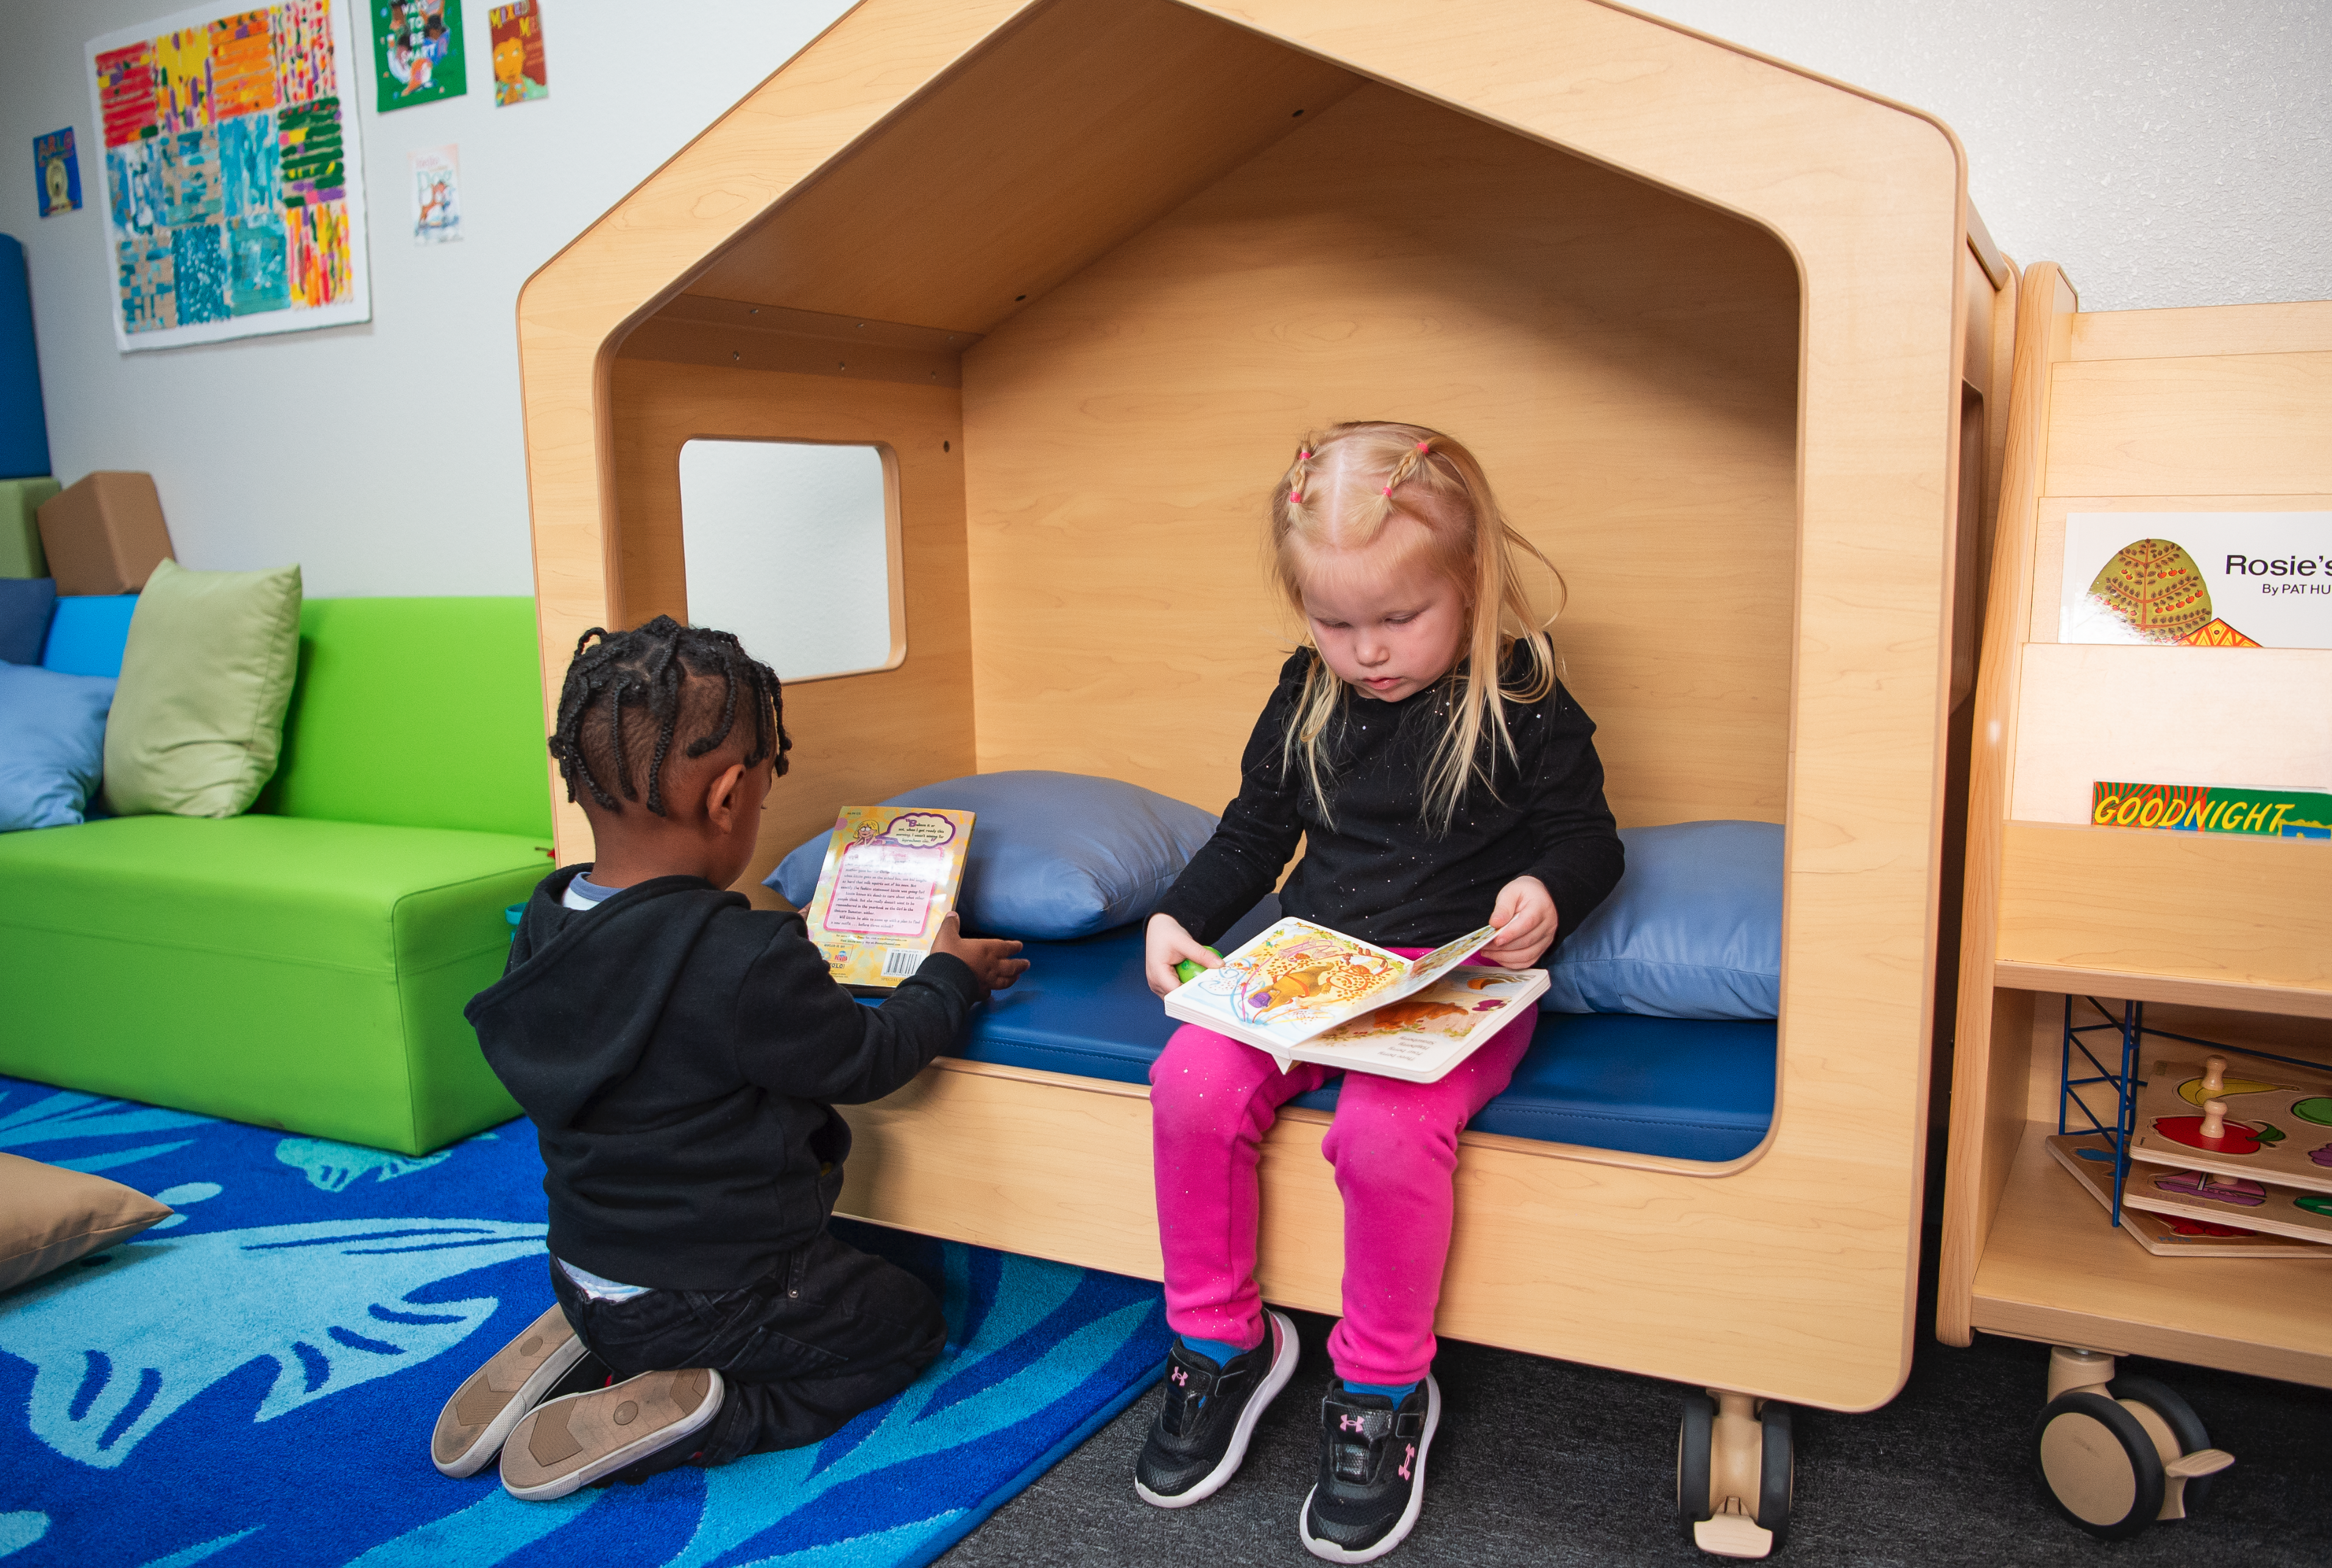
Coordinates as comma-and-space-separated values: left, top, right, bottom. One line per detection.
2127, 1048, 2332, 1195
2046, 1133, 2332, 1259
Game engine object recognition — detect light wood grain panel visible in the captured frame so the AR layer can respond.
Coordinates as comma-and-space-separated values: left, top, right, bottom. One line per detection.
2070, 300, 2332, 362
841, 1059, 1943, 1410
2007, 644, 2332, 825
1998, 964, 2332, 1024
682, 0, 1359, 331
2046, 352, 2332, 498
1937, 263, 2077, 1348
1998, 821, 2332, 1000
606, 358, 977, 885
964, 83, 1803, 830
1971, 1124, 2332, 1388
2026, 494, 2332, 645
518, 0, 1039, 861
525, 0, 1977, 1411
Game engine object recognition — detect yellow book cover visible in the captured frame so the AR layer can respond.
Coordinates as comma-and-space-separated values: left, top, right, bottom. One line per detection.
800, 805, 975, 989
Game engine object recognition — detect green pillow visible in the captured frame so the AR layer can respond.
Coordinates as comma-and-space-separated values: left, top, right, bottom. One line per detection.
104, 557, 303, 818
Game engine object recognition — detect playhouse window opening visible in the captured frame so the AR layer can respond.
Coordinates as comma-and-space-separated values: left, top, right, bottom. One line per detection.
676, 439, 903, 684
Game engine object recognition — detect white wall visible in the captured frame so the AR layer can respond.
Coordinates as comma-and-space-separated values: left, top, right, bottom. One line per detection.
1, 0, 2325, 598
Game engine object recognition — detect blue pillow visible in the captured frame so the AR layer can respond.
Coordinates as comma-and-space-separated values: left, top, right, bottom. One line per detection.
1541, 820, 1781, 1019
0, 576, 55, 664
41, 593, 140, 678
0, 662, 117, 830
771, 770, 1219, 941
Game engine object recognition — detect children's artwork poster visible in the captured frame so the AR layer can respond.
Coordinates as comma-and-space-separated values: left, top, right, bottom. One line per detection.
2062, 512, 2332, 649
2091, 782, 2332, 841
86, 2, 372, 351
409, 143, 461, 244
371, 0, 466, 110
34, 128, 82, 217
487, 2, 548, 104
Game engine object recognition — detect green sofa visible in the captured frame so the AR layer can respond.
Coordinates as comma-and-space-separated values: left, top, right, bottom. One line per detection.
0, 597, 556, 1154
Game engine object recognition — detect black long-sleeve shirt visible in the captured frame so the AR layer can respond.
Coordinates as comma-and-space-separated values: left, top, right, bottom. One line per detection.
1153, 649, 1625, 951
465, 866, 980, 1291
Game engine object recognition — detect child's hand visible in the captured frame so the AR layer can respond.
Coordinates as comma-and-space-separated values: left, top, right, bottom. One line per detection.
933, 913, 1029, 994
1480, 875, 1558, 969
1145, 913, 1218, 997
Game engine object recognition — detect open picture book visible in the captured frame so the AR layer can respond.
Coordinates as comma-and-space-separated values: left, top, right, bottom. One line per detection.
799, 805, 974, 993
1163, 917, 1547, 1083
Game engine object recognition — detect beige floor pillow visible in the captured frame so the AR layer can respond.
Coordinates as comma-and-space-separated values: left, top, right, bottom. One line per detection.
0, 1151, 173, 1294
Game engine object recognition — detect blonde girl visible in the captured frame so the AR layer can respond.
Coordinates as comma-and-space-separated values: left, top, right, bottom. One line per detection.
1134, 422, 1623, 1562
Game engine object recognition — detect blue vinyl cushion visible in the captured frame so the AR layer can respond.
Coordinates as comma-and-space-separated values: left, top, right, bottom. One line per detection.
1542, 819, 1783, 1019
0, 575, 55, 663
905, 898, 1774, 1162
774, 769, 1220, 942
0, 662, 116, 830
41, 593, 140, 678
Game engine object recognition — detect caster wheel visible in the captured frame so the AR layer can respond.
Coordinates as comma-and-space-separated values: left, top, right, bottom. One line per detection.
2109, 1375, 2216, 1516
1677, 1393, 1714, 1525
1756, 1402, 1793, 1549
2033, 1391, 2164, 1539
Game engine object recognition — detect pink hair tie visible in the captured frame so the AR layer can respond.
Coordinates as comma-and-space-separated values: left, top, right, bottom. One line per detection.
1415, 440, 1431, 453
1381, 484, 1394, 496
1289, 489, 1304, 503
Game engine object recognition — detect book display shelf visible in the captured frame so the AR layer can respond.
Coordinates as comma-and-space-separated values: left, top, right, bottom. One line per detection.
1937, 270, 2332, 1540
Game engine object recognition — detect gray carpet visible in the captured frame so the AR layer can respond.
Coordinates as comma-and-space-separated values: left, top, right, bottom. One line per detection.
942, 1254, 2331, 1566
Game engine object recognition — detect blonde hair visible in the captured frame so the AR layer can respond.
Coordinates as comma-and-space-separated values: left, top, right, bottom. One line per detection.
1273, 421, 1563, 831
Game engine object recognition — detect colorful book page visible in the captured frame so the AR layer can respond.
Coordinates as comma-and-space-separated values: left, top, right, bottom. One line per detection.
487, 1, 547, 104
2062, 512, 2332, 650
2091, 782, 2332, 841
800, 805, 973, 989
370, 0, 465, 110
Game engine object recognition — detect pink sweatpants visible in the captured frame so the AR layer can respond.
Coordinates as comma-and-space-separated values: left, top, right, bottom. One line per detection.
1148, 953, 1536, 1386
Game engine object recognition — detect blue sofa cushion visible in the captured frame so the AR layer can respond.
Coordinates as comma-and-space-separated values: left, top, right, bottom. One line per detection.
41, 593, 139, 678
922, 899, 1773, 1162
0, 576, 55, 664
0, 662, 116, 830
1542, 820, 1782, 1019
773, 769, 1220, 942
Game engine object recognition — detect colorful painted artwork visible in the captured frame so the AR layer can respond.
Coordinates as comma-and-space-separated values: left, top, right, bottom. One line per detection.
408, 143, 461, 244
86, 2, 370, 350
34, 128, 82, 217
2090, 782, 2332, 840
487, 1, 547, 104
370, 0, 465, 110
2062, 512, 2332, 649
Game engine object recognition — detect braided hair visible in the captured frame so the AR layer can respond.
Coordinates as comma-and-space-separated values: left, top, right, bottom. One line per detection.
548, 615, 790, 816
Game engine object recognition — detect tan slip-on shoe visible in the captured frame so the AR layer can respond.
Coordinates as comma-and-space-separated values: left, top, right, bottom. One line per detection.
500, 1368, 725, 1501
431, 1304, 591, 1477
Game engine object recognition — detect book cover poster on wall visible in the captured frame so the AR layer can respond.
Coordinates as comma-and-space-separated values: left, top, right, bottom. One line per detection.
487, 2, 548, 104
372, 0, 466, 110
409, 144, 461, 244
87, 2, 372, 351
34, 129, 81, 217
2062, 512, 2332, 649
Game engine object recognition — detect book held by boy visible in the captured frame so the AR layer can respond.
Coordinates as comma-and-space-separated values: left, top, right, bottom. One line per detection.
1163, 917, 1547, 1082
799, 805, 973, 992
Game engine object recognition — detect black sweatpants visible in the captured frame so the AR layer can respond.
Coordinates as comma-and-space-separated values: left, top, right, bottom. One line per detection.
548, 1224, 946, 1466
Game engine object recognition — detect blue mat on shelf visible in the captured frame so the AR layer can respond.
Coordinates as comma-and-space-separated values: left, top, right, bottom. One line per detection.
0, 1075, 1170, 1568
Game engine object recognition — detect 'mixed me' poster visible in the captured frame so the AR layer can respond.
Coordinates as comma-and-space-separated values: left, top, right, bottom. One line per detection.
2063, 512, 2332, 649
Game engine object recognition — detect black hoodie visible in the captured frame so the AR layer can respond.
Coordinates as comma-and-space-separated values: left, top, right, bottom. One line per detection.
465, 866, 981, 1291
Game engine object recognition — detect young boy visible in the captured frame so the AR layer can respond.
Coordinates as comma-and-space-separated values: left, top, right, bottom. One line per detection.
433, 616, 1026, 1499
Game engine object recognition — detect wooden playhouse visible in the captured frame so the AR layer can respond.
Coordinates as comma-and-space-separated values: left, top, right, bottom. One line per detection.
516, 0, 2011, 1547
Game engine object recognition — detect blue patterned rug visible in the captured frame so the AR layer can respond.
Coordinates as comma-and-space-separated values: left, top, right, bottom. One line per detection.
0, 1076, 1170, 1567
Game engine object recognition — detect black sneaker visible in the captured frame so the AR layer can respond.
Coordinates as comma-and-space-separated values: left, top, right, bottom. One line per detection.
1134, 1308, 1299, 1507
1300, 1374, 1441, 1563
